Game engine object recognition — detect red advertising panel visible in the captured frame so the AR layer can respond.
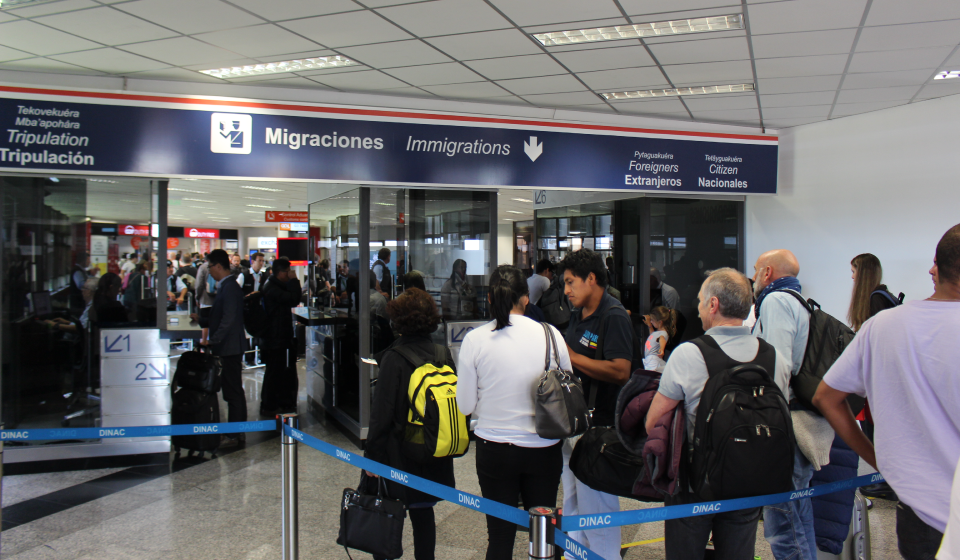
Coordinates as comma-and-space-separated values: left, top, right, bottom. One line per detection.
186, 228, 219, 239
265, 211, 308, 223
118, 224, 151, 236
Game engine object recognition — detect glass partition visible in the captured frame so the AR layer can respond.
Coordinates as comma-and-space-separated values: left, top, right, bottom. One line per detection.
0, 175, 156, 442
535, 201, 615, 266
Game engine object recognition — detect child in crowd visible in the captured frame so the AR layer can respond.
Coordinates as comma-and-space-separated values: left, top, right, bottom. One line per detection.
642, 306, 676, 372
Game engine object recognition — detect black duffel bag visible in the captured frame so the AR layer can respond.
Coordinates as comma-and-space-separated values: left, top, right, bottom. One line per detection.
173, 351, 222, 394
337, 473, 406, 559
569, 426, 645, 499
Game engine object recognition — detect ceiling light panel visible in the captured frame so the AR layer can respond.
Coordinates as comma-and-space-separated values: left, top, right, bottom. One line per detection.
600, 83, 755, 100
533, 15, 743, 46
169, 188, 209, 193
199, 56, 359, 79
240, 186, 284, 192
935, 70, 960, 80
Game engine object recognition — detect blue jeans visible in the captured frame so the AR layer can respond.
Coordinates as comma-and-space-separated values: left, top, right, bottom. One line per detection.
764, 445, 817, 560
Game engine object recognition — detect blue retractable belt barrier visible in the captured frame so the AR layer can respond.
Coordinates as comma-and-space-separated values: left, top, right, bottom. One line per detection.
555, 528, 607, 560
0, 420, 278, 441
284, 425, 530, 527
562, 472, 885, 530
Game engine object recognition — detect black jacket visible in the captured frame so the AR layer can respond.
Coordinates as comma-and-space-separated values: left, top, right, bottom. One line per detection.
208, 274, 246, 356
365, 336, 456, 506
242, 269, 269, 296
260, 275, 301, 349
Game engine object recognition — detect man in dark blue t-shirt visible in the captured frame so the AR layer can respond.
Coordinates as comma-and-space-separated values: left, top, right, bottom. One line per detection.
557, 249, 633, 559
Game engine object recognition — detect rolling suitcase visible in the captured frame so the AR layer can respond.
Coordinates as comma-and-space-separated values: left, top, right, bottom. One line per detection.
817, 490, 871, 560
171, 350, 222, 457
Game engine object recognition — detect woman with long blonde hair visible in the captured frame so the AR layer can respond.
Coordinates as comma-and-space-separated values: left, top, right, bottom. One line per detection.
847, 253, 898, 332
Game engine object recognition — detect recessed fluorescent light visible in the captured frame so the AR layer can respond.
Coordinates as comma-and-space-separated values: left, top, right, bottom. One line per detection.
534, 15, 742, 46
511, 198, 533, 203
240, 186, 284, 192
183, 198, 215, 202
507, 210, 526, 214
188, 206, 215, 209
600, 83, 754, 100
199, 56, 359, 79
243, 196, 274, 201
169, 188, 209, 193
246, 204, 274, 208
88, 178, 118, 183
243, 211, 263, 214
935, 70, 960, 80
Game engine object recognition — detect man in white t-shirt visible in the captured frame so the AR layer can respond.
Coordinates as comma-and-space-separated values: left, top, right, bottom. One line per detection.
527, 259, 553, 305
815, 223, 960, 560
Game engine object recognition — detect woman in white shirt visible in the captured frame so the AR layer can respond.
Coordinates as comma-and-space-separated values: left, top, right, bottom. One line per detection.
456, 265, 572, 560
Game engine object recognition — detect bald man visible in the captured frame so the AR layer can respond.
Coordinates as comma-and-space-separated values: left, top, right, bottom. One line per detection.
752, 249, 818, 560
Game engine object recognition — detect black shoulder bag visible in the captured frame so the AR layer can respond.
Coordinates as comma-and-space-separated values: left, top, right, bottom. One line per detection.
337, 472, 406, 559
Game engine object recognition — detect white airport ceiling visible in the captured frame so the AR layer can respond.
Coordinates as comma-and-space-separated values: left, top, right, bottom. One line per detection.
1, 0, 959, 131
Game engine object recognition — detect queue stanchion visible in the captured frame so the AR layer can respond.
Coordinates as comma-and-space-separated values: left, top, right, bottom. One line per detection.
280, 414, 299, 560
528, 507, 555, 559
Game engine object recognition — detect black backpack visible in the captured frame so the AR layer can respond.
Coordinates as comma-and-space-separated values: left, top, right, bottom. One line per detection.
569, 426, 646, 499
243, 291, 267, 338
689, 336, 794, 501
871, 289, 904, 308
773, 290, 861, 415
540, 277, 572, 330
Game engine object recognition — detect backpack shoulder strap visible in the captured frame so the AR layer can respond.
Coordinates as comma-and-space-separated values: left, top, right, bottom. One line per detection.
690, 335, 735, 378
433, 344, 447, 369
391, 344, 426, 370
775, 288, 813, 314
871, 289, 899, 307
752, 338, 779, 383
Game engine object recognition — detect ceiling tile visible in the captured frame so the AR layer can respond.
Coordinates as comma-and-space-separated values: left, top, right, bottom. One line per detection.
831, 100, 905, 116
4, 0, 98, 18
758, 74, 842, 94
522, 91, 604, 106
489, 0, 623, 27
115, 0, 263, 35
848, 46, 954, 73
0, 57, 104, 74
124, 67, 228, 82
856, 20, 960, 52
746, 0, 867, 34
0, 12, 16, 23
225, 0, 360, 21
361, 0, 436, 6
37, 7, 180, 46
648, 36, 750, 65
193, 25, 320, 58
497, 73, 585, 95
913, 81, 960, 100
522, 18, 628, 35
943, 49, 960, 68
294, 65, 366, 77
690, 108, 760, 125
383, 62, 484, 86
751, 29, 857, 59
754, 54, 850, 78
376, 0, 510, 37
760, 90, 837, 107
765, 117, 825, 128
611, 97, 688, 113
182, 58, 260, 71
337, 40, 452, 69
280, 11, 412, 48
310, 69, 410, 90
120, 37, 248, 66
0, 45, 32, 62
0, 20, 101, 56
425, 29, 543, 60
619, 0, 742, 18
762, 105, 831, 118
248, 76, 332, 89
421, 81, 512, 98
553, 45, 656, 72
50, 47, 171, 73
643, 29, 745, 45
662, 60, 754, 85
836, 85, 920, 103
463, 54, 567, 80
866, 0, 960, 26
577, 66, 668, 90
682, 93, 757, 111
559, 104, 617, 113
842, 69, 937, 90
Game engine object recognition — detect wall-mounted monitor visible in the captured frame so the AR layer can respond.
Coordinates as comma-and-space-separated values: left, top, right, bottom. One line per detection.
278, 237, 309, 266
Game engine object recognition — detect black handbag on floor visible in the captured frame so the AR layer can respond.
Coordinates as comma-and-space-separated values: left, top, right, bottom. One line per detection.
337, 472, 406, 559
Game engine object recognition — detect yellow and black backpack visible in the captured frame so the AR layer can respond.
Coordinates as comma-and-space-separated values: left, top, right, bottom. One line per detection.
391, 344, 469, 459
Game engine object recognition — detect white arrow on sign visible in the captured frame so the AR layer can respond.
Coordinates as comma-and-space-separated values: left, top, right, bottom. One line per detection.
523, 136, 543, 162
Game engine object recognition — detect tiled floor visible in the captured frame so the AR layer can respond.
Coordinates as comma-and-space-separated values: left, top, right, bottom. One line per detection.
1, 363, 903, 559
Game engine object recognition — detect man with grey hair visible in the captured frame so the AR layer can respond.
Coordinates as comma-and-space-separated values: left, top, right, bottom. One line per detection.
646, 268, 792, 559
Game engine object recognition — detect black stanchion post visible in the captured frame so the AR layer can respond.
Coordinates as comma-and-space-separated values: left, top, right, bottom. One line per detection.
528, 507, 555, 559
281, 414, 299, 560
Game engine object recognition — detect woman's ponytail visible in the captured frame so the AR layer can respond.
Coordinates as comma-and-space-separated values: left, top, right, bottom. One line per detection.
488, 265, 528, 330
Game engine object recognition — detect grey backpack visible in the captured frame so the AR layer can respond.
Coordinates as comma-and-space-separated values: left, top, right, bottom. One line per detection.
534, 323, 589, 439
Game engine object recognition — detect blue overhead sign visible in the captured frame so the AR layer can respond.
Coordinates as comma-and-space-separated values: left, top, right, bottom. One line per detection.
0, 86, 778, 194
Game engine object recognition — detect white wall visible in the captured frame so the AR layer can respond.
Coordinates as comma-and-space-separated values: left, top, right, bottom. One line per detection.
747, 95, 960, 321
